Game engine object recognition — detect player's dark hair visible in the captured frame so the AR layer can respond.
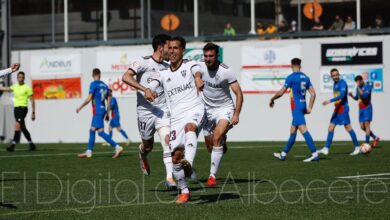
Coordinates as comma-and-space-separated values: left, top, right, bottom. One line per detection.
171, 36, 186, 49
291, 58, 301, 66
92, 68, 101, 76
17, 71, 25, 77
355, 75, 363, 82
203, 43, 220, 56
152, 34, 171, 52
330, 68, 339, 74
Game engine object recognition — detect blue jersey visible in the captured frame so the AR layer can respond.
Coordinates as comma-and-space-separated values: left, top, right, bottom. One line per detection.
110, 97, 120, 119
89, 80, 109, 115
331, 79, 348, 114
284, 72, 312, 111
355, 84, 372, 110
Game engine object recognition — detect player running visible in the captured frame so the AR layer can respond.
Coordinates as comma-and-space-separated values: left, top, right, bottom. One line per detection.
270, 58, 319, 162
122, 34, 176, 189
199, 43, 243, 187
318, 68, 360, 156
76, 68, 123, 158
349, 75, 380, 147
146, 36, 205, 204
102, 89, 131, 146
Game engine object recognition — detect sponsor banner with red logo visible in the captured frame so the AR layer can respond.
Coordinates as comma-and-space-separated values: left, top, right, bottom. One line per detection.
240, 45, 301, 94
32, 77, 82, 100
100, 73, 137, 97
96, 49, 151, 97
320, 67, 383, 93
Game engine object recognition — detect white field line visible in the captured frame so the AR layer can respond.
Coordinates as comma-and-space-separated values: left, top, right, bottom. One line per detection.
0, 143, 347, 159
337, 173, 390, 179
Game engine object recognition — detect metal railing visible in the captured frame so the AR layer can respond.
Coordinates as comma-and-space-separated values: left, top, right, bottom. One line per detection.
11, 27, 390, 50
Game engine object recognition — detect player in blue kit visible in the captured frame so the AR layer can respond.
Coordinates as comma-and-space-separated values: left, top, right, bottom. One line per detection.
318, 68, 361, 156
76, 68, 123, 158
104, 89, 131, 146
270, 58, 319, 162
349, 75, 380, 147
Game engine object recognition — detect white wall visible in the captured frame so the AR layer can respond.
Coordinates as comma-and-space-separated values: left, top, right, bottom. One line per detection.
12, 35, 390, 143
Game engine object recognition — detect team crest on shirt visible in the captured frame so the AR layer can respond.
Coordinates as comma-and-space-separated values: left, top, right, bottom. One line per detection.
215, 74, 220, 81
181, 70, 187, 77
167, 78, 171, 82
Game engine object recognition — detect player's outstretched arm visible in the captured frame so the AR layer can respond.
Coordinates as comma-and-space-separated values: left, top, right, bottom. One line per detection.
76, 94, 93, 113
122, 69, 147, 92
307, 86, 316, 114
230, 82, 243, 125
269, 86, 287, 108
0, 63, 20, 77
348, 91, 358, 101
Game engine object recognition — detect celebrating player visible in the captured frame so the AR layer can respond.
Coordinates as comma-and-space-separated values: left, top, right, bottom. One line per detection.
76, 68, 123, 158
0, 71, 37, 151
318, 68, 360, 156
270, 58, 319, 162
103, 89, 131, 146
349, 75, 380, 147
122, 34, 176, 189
146, 36, 205, 204
199, 43, 243, 186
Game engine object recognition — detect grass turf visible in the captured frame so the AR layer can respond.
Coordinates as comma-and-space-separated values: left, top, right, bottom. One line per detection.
0, 141, 389, 219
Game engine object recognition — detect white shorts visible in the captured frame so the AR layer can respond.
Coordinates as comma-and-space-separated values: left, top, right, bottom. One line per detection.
169, 107, 205, 152
203, 106, 234, 136
137, 112, 170, 140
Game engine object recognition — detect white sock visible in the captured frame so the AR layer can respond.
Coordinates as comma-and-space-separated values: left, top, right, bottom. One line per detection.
86, 149, 92, 156
312, 152, 318, 157
184, 131, 198, 166
163, 151, 173, 179
281, 151, 287, 157
115, 145, 121, 151
173, 164, 188, 193
210, 146, 223, 178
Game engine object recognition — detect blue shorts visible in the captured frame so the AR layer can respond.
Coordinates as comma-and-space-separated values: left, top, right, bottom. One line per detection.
359, 106, 373, 123
292, 109, 306, 126
109, 117, 121, 128
330, 111, 351, 125
91, 114, 105, 129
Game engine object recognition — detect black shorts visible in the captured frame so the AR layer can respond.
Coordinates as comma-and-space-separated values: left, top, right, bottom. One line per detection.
14, 107, 28, 122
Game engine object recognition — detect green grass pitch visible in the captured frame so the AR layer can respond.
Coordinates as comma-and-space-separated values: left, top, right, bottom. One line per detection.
0, 141, 389, 219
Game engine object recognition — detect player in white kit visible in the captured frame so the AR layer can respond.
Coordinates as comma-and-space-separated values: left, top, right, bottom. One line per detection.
146, 36, 205, 204
199, 43, 243, 187
122, 34, 176, 189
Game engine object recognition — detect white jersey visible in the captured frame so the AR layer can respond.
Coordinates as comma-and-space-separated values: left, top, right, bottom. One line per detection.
199, 60, 237, 109
152, 59, 204, 116
128, 56, 169, 116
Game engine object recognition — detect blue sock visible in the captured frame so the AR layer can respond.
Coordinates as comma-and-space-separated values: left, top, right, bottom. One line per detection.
283, 133, 297, 154
109, 130, 113, 139
119, 130, 129, 139
325, 131, 334, 149
370, 131, 377, 139
87, 130, 96, 151
348, 130, 359, 146
365, 135, 370, 144
98, 132, 117, 148
302, 131, 316, 153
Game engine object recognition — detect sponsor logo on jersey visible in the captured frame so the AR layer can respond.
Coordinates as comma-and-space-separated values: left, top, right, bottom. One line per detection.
167, 82, 193, 97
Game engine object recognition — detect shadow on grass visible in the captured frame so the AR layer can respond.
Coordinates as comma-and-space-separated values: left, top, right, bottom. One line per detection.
193, 193, 241, 204
0, 202, 18, 209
